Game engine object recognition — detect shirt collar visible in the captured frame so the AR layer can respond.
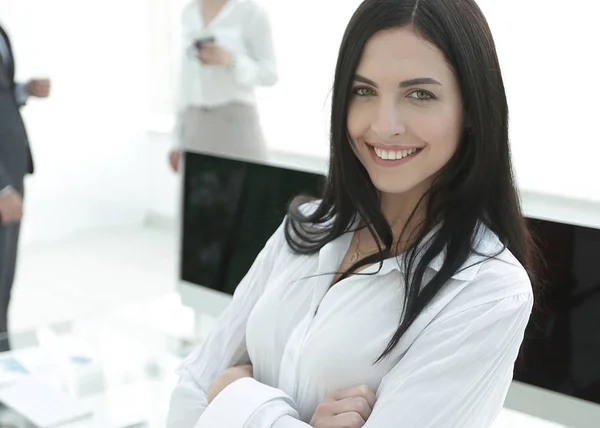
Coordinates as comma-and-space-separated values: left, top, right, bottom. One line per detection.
330, 219, 504, 282
427, 223, 504, 281
189, 0, 244, 26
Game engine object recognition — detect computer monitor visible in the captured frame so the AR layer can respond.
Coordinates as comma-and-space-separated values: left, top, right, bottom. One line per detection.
514, 217, 600, 406
177, 150, 326, 330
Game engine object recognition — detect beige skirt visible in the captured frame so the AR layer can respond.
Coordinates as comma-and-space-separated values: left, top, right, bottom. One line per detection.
181, 103, 268, 163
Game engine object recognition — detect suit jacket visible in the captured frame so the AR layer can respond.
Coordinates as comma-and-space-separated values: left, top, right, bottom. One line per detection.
0, 24, 34, 193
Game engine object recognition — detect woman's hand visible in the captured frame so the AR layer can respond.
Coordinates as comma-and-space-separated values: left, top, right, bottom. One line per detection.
310, 384, 376, 428
207, 364, 254, 403
197, 42, 233, 66
168, 149, 181, 173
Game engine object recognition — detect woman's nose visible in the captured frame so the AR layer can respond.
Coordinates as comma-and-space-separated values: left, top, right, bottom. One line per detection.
371, 102, 406, 138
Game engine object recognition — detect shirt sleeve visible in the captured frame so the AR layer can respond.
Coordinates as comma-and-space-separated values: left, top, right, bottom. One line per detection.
198, 290, 533, 428
166, 221, 286, 428
360, 291, 533, 428
230, 3, 278, 88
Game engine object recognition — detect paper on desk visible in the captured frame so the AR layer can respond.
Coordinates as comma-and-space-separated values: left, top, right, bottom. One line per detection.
0, 353, 30, 387
0, 377, 92, 427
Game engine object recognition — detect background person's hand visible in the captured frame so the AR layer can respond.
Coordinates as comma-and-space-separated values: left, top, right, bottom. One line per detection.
0, 189, 23, 224
207, 364, 254, 403
168, 149, 182, 173
310, 384, 376, 428
27, 78, 51, 98
197, 42, 232, 66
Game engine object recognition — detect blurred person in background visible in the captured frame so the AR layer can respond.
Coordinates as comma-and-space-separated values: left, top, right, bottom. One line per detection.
168, 0, 278, 172
0, 22, 51, 352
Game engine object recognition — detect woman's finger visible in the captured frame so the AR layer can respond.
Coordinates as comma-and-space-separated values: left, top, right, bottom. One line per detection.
329, 384, 376, 408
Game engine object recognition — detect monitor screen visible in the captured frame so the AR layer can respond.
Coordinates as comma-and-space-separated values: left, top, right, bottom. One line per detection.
180, 151, 326, 296
515, 218, 600, 406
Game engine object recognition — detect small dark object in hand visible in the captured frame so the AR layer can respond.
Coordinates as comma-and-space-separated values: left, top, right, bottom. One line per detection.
194, 36, 216, 50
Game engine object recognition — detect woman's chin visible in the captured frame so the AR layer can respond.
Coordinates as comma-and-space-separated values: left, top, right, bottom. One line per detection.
371, 180, 415, 196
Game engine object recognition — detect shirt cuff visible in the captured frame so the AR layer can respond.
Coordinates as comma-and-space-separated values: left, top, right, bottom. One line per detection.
14, 82, 29, 106
195, 378, 296, 428
0, 186, 14, 196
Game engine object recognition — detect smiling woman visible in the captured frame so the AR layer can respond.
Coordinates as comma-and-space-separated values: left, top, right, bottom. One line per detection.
167, 1, 537, 428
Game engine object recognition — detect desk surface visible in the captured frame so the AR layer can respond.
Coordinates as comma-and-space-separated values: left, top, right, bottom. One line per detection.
4, 292, 598, 427
0, 294, 192, 428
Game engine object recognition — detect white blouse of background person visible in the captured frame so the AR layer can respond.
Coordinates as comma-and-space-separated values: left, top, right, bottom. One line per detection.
166, 208, 533, 428
174, 0, 278, 144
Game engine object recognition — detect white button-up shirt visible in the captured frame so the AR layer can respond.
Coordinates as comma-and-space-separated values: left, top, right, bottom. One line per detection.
167, 211, 533, 428
176, 0, 277, 113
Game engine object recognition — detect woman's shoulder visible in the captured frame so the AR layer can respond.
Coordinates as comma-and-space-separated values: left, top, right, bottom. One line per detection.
438, 225, 533, 313
227, 0, 269, 21
239, 0, 269, 13
473, 225, 532, 293
288, 199, 338, 234
180, 1, 201, 28
423, 225, 533, 327
267, 200, 323, 250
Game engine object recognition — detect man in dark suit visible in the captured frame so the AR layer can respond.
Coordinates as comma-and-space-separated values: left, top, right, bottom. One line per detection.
0, 23, 50, 352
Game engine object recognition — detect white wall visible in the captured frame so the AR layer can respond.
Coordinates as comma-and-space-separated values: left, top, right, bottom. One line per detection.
145, 131, 179, 222
262, 0, 600, 200
478, 0, 600, 200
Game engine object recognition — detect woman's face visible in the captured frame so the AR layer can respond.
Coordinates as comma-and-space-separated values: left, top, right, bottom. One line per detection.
347, 26, 465, 200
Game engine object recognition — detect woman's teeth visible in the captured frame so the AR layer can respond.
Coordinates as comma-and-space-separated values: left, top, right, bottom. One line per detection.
374, 147, 419, 160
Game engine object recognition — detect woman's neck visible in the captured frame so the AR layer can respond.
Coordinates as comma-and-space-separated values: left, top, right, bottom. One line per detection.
200, 0, 229, 27
379, 189, 428, 242
352, 190, 427, 257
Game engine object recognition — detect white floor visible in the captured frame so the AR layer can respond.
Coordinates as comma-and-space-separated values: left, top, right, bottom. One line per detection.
7, 224, 583, 427
9, 224, 177, 332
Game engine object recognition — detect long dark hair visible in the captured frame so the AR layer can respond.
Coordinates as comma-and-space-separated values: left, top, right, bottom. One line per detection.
284, 0, 537, 363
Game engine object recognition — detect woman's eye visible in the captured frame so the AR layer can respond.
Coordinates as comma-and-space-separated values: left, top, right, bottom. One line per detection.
408, 90, 434, 101
352, 86, 375, 97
